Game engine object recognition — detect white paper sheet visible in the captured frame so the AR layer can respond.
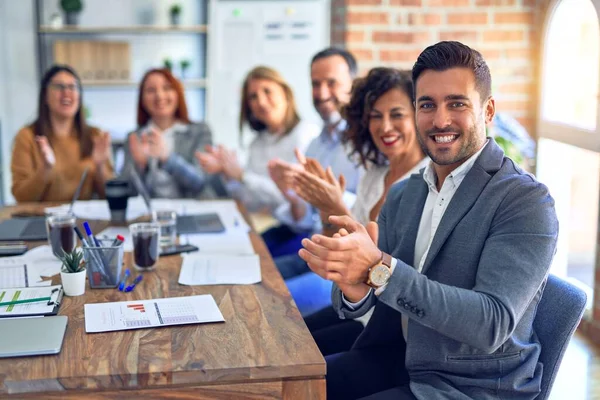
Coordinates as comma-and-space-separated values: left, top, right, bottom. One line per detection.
71, 199, 250, 234
97, 227, 133, 252
72, 197, 149, 222
181, 231, 255, 255
0, 257, 52, 288
84, 294, 224, 333
178, 254, 261, 285
22, 245, 63, 278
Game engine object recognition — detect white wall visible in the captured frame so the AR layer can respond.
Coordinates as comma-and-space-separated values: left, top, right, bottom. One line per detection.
0, 1, 39, 205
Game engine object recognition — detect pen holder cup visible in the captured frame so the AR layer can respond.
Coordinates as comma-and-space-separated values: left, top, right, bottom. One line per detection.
83, 239, 124, 289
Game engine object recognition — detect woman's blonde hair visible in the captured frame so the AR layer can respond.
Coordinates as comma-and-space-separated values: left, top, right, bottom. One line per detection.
239, 66, 300, 136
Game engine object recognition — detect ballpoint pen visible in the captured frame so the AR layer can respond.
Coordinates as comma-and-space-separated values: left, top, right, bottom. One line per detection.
118, 269, 130, 291
0, 296, 51, 307
124, 275, 143, 292
83, 222, 115, 283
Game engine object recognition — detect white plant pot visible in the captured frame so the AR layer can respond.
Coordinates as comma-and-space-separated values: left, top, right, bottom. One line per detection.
60, 269, 86, 296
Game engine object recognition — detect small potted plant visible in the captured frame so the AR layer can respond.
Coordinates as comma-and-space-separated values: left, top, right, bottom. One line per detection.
180, 59, 190, 79
59, 249, 86, 296
60, 0, 84, 26
170, 4, 182, 26
163, 58, 173, 71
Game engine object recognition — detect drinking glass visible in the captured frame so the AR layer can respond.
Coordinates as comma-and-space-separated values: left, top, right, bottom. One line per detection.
152, 210, 177, 249
129, 223, 161, 271
46, 212, 77, 259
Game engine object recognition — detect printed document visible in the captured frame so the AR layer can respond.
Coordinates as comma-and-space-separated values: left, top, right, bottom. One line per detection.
178, 254, 261, 285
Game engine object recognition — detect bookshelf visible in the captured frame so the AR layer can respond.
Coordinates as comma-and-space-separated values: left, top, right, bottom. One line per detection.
33, 0, 210, 151
38, 25, 209, 34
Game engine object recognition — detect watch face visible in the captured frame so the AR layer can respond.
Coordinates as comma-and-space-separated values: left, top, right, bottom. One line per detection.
369, 265, 391, 287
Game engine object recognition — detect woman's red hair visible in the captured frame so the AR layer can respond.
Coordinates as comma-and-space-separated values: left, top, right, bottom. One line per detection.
136, 68, 191, 127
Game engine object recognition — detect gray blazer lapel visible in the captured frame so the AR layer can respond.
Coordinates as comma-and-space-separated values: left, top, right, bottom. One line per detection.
394, 175, 428, 266
421, 140, 504, 274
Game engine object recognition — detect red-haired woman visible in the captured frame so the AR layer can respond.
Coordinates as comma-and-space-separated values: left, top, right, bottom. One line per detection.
121, 68, 214, 198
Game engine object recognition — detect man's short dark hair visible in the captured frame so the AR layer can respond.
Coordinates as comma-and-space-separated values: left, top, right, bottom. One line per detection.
311, 47, 358, 78
412, 41, 492, 101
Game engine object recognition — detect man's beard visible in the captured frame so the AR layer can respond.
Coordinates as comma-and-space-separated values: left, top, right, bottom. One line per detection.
417, 122, 484, 166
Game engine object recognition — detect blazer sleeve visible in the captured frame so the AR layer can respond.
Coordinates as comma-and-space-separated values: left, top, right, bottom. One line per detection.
331, 180, 407, 319
378, 177, 558, 353
161, 123, 213, 194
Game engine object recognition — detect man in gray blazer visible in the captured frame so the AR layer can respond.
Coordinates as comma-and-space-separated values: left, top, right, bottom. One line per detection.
299, 41, 558, 399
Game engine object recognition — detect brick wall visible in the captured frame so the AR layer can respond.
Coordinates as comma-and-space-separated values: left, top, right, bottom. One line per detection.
330, 0, 543, 137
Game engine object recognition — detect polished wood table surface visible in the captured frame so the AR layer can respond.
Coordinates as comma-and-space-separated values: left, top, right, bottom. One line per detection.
0, 203, 326, 399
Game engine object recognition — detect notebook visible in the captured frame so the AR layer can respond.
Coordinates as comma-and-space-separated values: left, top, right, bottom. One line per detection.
0, 316, 68, 358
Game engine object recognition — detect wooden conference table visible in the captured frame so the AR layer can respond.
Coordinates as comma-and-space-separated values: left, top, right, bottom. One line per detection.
0, 202, 326, 399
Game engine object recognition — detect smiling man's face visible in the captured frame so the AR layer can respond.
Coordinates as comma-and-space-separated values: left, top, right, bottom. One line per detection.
415, 67, 494, 172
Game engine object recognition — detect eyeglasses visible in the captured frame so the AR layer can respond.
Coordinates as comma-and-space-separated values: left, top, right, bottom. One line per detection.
48, 83, 80, 93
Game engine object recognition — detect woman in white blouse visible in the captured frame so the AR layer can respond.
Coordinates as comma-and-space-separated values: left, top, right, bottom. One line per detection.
196, 66, 319, 213
288, 68, 428, 354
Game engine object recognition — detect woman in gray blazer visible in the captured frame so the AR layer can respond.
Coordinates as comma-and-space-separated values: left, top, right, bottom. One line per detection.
121, 68, 218, 198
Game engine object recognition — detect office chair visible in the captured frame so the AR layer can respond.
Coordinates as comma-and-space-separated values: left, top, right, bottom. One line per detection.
534, 274, 587, 400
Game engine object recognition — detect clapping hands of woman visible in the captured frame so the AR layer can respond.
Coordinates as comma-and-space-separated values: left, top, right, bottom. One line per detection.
195, 145, 243, 181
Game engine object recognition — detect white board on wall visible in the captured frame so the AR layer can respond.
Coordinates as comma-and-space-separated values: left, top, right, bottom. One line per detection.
206, 0, 330, 154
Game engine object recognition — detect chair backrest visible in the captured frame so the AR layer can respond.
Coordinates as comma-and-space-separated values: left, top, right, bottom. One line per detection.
534, 274, 587, 400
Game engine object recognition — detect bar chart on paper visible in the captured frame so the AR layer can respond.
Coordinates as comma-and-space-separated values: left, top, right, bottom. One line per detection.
124, 303, 152, 328
85, 295, 225, 333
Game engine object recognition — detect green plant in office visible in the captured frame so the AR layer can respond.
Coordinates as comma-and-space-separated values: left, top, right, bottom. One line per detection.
180, 59, 191, 79
59, 0, 83, 26
163, 58, 174, 71
493, 136, 524, 166
60, 249, 85, 274
170, 4, 182, 26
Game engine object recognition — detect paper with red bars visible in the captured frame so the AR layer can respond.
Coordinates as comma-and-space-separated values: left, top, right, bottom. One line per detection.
84, 294, 224, 333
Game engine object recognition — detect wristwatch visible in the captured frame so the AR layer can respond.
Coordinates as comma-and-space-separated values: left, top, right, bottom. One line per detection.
366, 251, 393, 289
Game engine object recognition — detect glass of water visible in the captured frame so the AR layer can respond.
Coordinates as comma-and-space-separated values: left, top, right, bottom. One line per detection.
152, 210, 177, 249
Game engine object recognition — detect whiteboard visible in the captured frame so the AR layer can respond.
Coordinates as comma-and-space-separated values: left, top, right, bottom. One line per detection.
206, 0, 329, 155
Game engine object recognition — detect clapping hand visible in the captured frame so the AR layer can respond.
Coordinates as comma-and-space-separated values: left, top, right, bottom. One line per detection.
196, 144, 224, 174
91, 131, 111, 167
219, 146, 244, 181
299, 215, 380, 302
35, 136, 56, 168
129, 133, 149, 170
145, 128, 170, 162
268, 158, 303, 201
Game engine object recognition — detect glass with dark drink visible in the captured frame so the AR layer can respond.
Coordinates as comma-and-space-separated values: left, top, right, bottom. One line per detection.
129, 223, 161, 271
47, 212, 77, 258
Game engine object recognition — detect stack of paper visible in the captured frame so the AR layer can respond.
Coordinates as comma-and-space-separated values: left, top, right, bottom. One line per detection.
178, 254, 261, 285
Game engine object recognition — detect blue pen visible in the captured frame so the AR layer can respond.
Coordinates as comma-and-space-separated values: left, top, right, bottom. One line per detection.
83, 221, 115, 283
118, 268, 130, 291
124, 275, 143, 292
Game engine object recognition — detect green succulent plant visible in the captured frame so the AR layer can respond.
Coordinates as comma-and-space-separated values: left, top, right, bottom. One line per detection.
163, 58, 173, 71
60, 249, 85, 273
60, 0, 83, 13
170, 4, 182, 16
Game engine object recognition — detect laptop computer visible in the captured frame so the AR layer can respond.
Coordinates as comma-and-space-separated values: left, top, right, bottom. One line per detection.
0, 217, 47, 241
129, 168, 226, 234
0, 316, 68, 358
0, 168, 89, 242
